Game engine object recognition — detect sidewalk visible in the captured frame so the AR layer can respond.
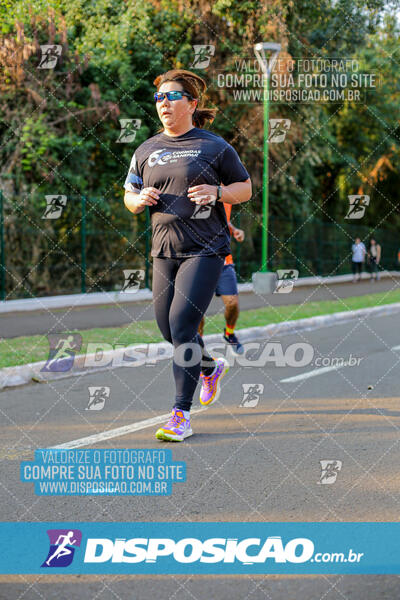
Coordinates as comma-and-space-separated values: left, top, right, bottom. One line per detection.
2, 271, 399, 314
1, 272, 400, 339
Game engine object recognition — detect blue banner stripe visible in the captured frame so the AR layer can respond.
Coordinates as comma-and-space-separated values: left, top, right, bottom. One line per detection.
0, 523, 400, 574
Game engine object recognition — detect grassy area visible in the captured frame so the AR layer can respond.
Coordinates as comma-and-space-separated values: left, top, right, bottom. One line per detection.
2, 288, 400, 369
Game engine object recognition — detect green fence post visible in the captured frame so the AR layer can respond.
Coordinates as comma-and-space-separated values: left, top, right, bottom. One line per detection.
145, 207, 150, 289
81, 195, 86, 294
0, 190, 4, 301
295, 219, 300, 275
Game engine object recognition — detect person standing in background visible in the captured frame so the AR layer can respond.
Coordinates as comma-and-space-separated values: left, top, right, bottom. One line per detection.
351, 236, 366, 282
368, 238, 381, 281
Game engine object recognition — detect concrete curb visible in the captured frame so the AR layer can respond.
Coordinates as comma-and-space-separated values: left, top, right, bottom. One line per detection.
2, 301, 400, 391
2, 271, 399, 314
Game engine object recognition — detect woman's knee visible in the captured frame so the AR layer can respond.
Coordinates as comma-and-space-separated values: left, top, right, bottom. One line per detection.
170, 321, 199, 346
155, 319, 173, 344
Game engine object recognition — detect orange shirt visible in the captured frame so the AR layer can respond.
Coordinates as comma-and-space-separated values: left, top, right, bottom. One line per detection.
224, 203, 234, 265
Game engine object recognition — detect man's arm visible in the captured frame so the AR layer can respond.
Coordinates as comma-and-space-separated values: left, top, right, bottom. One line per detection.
228, 221, 245, 242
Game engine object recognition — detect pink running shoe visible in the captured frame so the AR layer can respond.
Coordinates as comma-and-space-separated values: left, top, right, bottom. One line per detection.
199, 357, 229, 406
155, 408, 193, 442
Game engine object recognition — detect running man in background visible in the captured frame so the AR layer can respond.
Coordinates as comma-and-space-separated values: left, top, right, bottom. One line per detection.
198, 202, 245, 354
351, 236, 366, 282
368, 238, 381, 281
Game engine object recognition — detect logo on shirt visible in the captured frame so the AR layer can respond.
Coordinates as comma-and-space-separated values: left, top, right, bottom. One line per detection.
148, 149, 202, 167
191, 199, 216, 219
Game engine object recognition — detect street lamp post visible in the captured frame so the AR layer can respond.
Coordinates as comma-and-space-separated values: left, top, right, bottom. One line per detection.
252, 42, 281, 292
261, 70, 270, 272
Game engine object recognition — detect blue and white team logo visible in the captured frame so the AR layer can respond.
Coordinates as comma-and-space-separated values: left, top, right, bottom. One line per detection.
148, 149, 171, 167
148, 149, 202, 167
41, 333, 82, 372
41, 529, 82, 568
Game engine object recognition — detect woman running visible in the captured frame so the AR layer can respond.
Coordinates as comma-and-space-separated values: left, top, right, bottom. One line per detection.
123, 69, 251, 441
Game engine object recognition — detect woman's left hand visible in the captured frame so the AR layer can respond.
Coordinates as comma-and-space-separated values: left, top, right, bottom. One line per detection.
188, 184, 217, 205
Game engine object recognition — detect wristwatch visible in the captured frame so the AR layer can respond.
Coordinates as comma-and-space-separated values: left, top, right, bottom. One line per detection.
216, 185, 222, 201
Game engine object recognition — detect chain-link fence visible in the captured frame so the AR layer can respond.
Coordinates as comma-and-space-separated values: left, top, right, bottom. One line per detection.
1, 191, 398, 300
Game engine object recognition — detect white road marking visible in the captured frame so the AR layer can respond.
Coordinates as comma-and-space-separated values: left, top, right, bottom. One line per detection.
280, 365, 345, 383
391, 345, 400, 351
50, 407, 207, 450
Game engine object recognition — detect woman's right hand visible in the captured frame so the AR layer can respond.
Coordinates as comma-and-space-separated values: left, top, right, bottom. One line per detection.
136, 187, 160, 208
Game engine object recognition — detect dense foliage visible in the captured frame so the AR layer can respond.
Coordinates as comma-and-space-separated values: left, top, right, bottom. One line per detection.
1, 0, 399, 296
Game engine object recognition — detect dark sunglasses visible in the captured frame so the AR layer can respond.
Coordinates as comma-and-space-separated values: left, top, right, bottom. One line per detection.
154, 90, 193, 102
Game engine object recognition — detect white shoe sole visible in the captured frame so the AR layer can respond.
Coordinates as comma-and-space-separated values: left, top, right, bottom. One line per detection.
155, 427, 193, 442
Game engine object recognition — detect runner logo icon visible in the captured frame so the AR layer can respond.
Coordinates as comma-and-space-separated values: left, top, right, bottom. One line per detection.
38, 45, 62, 69
42, 195, 67, 219
240, 383, 264, 407
41, 333, 82, 373
117, 119, 141, 143
41, 529, 82, 568
345, 195, 370, 219
274, 269, 299, 293
190, 45, 215, 69
318, 460, 343, 484
86, 386, 110, 410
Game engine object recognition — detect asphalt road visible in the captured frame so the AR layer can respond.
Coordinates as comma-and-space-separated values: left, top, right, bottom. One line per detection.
2, 276, 399, 338
1, 310, 400, 597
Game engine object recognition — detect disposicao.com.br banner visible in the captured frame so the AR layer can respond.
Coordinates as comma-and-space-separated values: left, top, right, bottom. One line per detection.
0, 522, 399, 575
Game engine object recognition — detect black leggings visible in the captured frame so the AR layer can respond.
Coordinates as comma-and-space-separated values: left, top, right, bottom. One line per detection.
352, 261, 363, 276
152, 255, 225, 411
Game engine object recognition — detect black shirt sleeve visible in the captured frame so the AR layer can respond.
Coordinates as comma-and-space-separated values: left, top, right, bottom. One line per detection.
217, 143, 250, 186
124, 152, 143, 193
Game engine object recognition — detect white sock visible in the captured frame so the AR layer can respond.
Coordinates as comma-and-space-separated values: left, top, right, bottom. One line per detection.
182, 410, 190, 420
